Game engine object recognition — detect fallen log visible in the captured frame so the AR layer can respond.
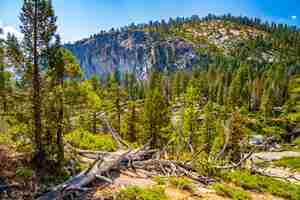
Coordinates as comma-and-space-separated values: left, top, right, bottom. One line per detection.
36, 147, 158, 200
250, 162, 300, 184
132, 159, 215, 184
36, 151, 131, 200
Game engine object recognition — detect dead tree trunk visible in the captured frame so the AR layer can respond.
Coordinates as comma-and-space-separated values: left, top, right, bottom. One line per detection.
37, 151, 131, 200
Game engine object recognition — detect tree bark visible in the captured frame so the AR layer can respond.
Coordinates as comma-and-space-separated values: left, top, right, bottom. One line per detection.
92, 112, 97, 134
32, 0, 44, 165
56, 83, 64, 167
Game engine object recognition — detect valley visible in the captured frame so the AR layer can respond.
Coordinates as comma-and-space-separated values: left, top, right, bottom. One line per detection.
1, 1, 300, 200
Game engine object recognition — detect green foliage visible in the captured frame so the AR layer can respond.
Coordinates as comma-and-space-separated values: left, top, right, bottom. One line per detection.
78, 80, 102, 110
144, 73, 171, 148
16, 167, 34, 179
262, 126, 285, 140
287, 75, 300, 125
153, 176, 195, 193
226, 112, 250, 163
0, 117, 32, 152
273, 157, 300, 172
182, 83, 201, 152
122, 100, 141, 143
115, 186, 167, 200
213, 183, 251, 200
228, 64, 251, 107
64, 129, 116, 151
62, 48, 83, 79
200, 102, 219, 154
293, 137, 300, 146
152, 176, 169, 185
40, 169, 71, 185
169, 177, 194, 192
221, 170, 300, 200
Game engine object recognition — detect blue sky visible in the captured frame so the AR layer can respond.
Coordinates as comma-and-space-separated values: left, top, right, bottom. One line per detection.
0, 0, 299, 42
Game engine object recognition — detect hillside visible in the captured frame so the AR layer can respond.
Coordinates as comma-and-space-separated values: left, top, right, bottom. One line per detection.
64, 15, 295, 79
65, 31, 198, 79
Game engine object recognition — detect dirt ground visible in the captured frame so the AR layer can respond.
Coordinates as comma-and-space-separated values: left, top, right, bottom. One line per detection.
82, 170, 286, 200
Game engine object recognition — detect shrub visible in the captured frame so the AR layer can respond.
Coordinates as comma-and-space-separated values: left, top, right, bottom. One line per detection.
0, 121, 32, 153
221, 170, 300, 200
16, 167, 33, 179
213, 183, 251, 200
152, 176, 168, 185
262, 126, 285, 141
293, 137, 300, 146
115, 186, 167, 200
0, 134, 12, 145
273, 157, 300, 172
40, 168, 71, 185
64, 129, 116, 151
169, 177, 194, 192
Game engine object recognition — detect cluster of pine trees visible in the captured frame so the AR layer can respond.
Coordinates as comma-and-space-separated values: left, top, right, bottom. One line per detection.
0, 0, 300, 177
0, 0, 82, 172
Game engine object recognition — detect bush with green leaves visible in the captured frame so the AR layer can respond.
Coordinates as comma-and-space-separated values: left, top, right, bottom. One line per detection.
16, 167, 33, 179
273, 157, 300, 172
115, 186, 167, 200
213, 183, 251, 200
40, 169, 71, 185
152, 176, 169, 185
169, 177, 194, 192
262, 126, 285, 141
221, 170, 300, 200
0, 117, 32, 153
64, 129, 116, 151
293, 137, 300, 146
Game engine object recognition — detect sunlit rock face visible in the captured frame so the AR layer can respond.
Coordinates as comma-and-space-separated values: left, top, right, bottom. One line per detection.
65, 31, 199, 79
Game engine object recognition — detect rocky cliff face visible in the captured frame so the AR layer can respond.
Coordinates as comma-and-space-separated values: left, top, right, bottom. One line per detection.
64, 31, 199, 79
64, 18, 277, 79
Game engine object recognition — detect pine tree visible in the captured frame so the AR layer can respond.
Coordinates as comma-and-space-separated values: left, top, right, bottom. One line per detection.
183, 82, 200, 153
0, 31, 7, 113
171, 71, 184, 100
5, 33, 24, 69
48, 36, 65, 167
260, 85, 275, 118
260, 69, 275, 118
90, 74, 101, 134
107, 73, 124, 135
123, 100, 140, 142
228, 64, 251, 108
286, 74, 300, 125
20, 0, 58, 166
200, 102, 217, 155
227, 111, 248, 162
144, 87, 171, 149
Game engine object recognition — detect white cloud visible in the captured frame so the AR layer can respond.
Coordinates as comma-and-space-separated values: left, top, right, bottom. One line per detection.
3, 26, 23, 39
291, 15, 297, 20
0, 21, 23, 40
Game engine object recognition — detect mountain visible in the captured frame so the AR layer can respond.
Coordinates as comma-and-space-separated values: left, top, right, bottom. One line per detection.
64, 31, 199, 79
64, 14, 299, 79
